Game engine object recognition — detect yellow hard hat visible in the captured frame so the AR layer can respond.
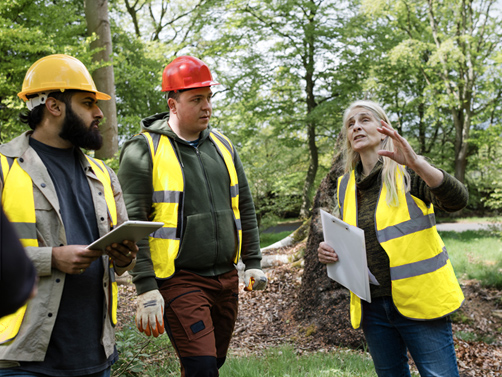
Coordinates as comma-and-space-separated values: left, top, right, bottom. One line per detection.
17, 54, 111, 106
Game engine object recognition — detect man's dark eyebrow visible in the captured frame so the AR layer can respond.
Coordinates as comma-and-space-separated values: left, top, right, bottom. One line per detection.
82, 96, 98, 103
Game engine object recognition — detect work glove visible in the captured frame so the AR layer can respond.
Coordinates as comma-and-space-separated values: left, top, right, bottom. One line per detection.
136, 289, 165, 337
244, 269, 268, 291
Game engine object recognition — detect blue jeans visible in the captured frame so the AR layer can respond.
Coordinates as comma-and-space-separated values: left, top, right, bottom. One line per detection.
0, 368, 110, 377
362, 297, 459, 377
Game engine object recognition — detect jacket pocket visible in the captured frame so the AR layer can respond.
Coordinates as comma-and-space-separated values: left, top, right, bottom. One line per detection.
34, 196, 59, 246
177, 212, 216, 268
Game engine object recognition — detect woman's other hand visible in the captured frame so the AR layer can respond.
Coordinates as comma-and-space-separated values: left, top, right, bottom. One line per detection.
318, 241, 339, 264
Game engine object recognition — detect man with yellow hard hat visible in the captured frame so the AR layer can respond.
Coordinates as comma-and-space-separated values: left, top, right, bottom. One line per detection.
0, 54, 137, 377
118, 56, 267, 376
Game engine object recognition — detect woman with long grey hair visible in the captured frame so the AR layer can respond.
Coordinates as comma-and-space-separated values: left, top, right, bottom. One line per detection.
318, 100, 467, 376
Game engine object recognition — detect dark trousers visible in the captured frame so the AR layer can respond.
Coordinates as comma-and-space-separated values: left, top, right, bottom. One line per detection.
159, 270, 239, 377
362, 297, 459, 377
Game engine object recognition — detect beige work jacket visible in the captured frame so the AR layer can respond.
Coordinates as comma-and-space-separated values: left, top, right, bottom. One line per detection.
0, 132, 133, 364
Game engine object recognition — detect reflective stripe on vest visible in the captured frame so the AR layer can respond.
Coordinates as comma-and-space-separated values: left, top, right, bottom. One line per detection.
0, 153, 119, 343
142, 131, 242, 279
338, 170, 464, 329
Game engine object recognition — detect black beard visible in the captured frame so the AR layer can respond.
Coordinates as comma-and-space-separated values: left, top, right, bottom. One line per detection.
59, 104, 103, 150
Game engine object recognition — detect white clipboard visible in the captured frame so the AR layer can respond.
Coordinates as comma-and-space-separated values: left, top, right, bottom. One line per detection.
87, 220, 164, 252
320, 209, 371, 302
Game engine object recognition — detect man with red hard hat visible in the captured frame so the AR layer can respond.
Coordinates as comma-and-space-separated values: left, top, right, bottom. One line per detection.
118, 55, 266, 376
0, 54, 137, 377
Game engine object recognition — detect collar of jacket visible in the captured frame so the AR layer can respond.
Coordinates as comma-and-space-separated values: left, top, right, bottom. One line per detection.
0, 131, 99, 178
140, 111, 212, 144
0, 131, 33, 158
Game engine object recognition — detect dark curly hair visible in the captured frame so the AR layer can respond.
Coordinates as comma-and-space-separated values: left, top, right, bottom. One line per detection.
19, 90, 77, 130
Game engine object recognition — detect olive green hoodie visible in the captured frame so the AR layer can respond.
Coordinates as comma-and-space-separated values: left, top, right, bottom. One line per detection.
118, 112, 261, 294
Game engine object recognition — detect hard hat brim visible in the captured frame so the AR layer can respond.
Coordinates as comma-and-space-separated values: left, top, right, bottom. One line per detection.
18, 88, 111, 102
95, 91, 112, 101
162, 81, 220, 93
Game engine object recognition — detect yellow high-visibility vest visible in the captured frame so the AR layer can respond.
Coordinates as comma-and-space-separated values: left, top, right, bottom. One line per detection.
0, 153, 118, 345
142, 130, 242, 279
337, 170, 464, 329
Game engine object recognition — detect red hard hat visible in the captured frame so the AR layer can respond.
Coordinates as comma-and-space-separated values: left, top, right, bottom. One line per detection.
162, 56, 220, 92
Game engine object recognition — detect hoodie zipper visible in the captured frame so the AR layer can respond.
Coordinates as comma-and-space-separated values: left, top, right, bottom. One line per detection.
194, 146, 219, 273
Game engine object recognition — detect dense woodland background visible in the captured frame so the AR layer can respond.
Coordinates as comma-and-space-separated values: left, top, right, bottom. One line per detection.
2, 2, 502, 363
1, 0, 502, 223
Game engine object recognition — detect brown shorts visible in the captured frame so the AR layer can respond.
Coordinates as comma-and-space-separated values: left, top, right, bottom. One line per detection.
159, 269, 239, 359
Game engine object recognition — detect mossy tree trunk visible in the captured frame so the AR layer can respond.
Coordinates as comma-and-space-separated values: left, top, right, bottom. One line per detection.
296, 132, 365, 348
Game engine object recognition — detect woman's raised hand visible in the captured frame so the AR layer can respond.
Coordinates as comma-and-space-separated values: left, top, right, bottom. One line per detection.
377, 120, 420, 169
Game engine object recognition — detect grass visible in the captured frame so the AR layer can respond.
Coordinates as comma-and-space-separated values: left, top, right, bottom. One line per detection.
260, 230, 292, 248
112, 334, 382, 377
440, 229, 502, 288
220, 346, 380, 377
436, 215, 501, 224
454, 330, 497, 344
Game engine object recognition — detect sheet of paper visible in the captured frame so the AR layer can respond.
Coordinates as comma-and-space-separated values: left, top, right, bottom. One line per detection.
320, 209, 371, 302
368, 269, 380, 286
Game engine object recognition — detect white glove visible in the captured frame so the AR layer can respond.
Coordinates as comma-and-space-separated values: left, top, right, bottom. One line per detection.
136, 289, 165, 337
244, 269, 268, 291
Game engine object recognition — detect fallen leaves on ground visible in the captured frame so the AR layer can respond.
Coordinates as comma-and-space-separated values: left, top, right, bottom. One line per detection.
116, 245, 502, 376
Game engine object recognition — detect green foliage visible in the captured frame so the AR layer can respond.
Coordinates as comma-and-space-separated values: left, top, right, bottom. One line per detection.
3, 0, 502, 217
466, 124, 502, 212
358, 0, 502, 183
234, 124, 306, 222
200, 0, 361, 216
450, 311, 474, 325
454, 330, 496, 345
0, 0, 102, 142
113, 321, 178, 376
111, 29, 167, 141
113, 325, 151, 375
104, 154, 120, 173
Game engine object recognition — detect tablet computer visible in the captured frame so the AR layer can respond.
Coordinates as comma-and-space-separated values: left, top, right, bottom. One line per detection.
87, 220, 164, 252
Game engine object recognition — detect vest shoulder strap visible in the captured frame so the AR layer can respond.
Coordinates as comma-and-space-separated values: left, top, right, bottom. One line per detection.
85, 155, 117, 228
210, 130, 234, 158
337, 172, 351, 218
0, 154, 15, 186
141, 131, 162, 158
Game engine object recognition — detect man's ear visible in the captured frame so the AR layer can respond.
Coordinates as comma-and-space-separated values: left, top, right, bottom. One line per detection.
45, 97, 64, 117
167, 98, 177, 114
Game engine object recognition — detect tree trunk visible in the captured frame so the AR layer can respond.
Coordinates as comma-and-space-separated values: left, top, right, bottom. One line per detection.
85, 0, 118, 159
452, 107, 472, 184
299, 5, 318, 219
296, 131, 365, 348
299, 121, 318, 219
